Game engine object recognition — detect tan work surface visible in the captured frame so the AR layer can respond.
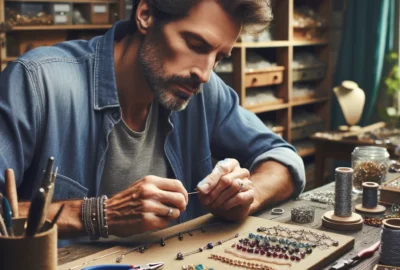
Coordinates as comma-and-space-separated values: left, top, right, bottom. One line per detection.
59, 215, 355, 270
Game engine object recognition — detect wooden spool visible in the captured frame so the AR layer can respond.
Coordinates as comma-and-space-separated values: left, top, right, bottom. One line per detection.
322, 210, 364, 231
355, 182, 386, 214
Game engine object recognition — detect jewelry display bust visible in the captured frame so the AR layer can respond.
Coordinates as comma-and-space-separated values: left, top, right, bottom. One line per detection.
333, 81, 365, 131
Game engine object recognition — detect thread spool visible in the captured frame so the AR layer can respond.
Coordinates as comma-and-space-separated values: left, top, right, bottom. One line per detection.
334, 167, 353, 217
322, 167, 363, 231
380, 218, 400, 266
355, 182, 386, 214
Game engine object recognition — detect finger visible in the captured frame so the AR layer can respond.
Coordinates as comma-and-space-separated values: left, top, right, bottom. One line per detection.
144, 213, 170, 230
144, 176, 189, 204
220, 189, 254, 211
197, 158, 240, 194
143, 200, 181, 220
210, 179, 252, 208
203, 168, 250, 205
157, 190, 187, 213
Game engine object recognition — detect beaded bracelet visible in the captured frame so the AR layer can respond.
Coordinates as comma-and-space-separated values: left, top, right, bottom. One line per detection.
209, 253, 275, 269
81, 196, 109, 240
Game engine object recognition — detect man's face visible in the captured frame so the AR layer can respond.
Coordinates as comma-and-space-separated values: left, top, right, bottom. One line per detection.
138, 0, 241, 111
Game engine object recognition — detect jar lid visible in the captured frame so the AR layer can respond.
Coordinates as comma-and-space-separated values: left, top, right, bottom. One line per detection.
353, 146, 389, 157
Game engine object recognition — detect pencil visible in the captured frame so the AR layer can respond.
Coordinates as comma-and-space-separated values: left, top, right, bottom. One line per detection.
5, 169, 19, 218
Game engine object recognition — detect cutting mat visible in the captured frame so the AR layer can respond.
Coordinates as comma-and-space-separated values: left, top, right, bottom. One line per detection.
59, 215, 354, 270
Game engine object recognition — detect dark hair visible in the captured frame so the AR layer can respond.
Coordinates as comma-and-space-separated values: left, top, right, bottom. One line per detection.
130, 0, 273, 35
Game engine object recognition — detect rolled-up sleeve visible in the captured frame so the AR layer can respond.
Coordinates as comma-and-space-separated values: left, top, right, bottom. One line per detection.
249, 148, 305, 198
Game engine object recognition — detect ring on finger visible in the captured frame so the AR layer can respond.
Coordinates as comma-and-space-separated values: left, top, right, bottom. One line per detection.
237, 179, 244, 192
167, 207, 173, 217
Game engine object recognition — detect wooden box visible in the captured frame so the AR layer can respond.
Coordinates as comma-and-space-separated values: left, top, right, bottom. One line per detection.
245, 66, 284, 88
6, 31, 67, 56
88, 4, 109, 24
379, 176, 400, 205
293, 66, 325, 82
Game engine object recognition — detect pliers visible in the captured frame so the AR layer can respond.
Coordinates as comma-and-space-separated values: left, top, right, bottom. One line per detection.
82, 262, 164, 270
329, 241, 381, 270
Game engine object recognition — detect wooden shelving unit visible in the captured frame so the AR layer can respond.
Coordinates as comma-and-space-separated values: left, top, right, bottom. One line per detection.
0, 0, 125, 70
217, 0, 333, 187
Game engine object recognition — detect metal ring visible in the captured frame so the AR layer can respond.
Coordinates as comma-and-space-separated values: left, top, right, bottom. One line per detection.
271, 208, 284, 215
238, 179, 244, 192
167, 207, 173, 217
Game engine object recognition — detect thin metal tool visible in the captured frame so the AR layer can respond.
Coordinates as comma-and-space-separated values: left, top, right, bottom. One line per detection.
187, 191, 199, 195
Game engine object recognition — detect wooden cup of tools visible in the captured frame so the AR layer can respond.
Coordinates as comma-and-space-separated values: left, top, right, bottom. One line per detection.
0, 218, 57, 270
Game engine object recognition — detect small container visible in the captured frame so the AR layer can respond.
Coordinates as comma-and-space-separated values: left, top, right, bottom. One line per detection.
0, 218, 57, 270
52, 3, 72, 25
351, 146, 389, 193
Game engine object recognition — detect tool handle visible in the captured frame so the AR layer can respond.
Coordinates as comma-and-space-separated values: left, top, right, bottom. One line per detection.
357, 241, 381, 258
5, 169, 19, 218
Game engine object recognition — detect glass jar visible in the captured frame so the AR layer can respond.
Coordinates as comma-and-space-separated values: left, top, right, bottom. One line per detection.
351, 146, 390, 193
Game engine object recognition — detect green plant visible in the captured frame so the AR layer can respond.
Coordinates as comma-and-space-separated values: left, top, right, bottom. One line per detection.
379, 51, 400, 126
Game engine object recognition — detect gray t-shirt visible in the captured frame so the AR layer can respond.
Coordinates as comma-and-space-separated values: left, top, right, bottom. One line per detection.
99, 102, 169, 196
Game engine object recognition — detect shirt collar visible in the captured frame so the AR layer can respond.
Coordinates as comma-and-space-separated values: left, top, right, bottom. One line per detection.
93, 21, 129, 110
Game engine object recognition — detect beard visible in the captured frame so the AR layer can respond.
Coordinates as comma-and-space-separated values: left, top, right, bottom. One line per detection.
138, 30, 203, 111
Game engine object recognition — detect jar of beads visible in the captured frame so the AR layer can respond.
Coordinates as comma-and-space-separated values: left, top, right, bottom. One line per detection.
351, 146, 389, 193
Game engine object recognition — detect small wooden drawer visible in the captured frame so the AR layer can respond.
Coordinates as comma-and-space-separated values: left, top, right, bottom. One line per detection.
78, 4, 109, 24
291, 121, 325, 141
6, 31, 66, 56
90, 4, 109, 24
293, 66, 325, 82
245, 67, 284, 88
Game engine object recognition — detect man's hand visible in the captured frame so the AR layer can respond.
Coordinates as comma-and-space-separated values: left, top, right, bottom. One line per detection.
106, 175, 188, 237
196, 158, 255, 221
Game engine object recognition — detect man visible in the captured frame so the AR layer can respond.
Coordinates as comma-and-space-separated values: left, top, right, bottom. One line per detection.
0, 0, 305, 240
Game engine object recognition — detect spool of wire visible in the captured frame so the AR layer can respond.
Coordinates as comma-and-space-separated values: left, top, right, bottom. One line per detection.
380, 218, 400, 266
334, 167, 353, 217
291, 206, 315, 223
362, 182, 379, 208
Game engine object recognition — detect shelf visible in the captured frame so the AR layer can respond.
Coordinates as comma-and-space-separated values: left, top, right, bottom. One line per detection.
8, 24, 112, 31
291, 96, 330, 106
2, 56, 17, 63
292, 40, 329, 46
6, 0, 118, 2
244, 101, 288, 114
234, 41, 290, 48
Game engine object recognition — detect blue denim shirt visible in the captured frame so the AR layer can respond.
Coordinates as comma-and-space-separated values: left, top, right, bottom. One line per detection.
0, 21, 305, 223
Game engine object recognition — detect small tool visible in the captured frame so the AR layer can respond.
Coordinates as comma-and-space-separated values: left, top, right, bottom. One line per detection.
2, 196, 14, 236
82, 262, 164, 269
25, 188, 46, 237
329, 241, 381, 270
5, 168, 19, 217
187, 191, 199, 195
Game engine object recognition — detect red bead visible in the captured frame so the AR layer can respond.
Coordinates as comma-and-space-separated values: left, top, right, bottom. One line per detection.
295, 256, 301, 262
248, 248, 254, 253
273, 252, 278, 258
284, 254, 289, 260
260, 250, 266, 255
236, 244, 242, 250
242, 247, 247, 252
267, 251, 272, 257
279, 254, 284, 259
255, 249, 260, 254
276, 247, 281, 252
290, 255, 295, 261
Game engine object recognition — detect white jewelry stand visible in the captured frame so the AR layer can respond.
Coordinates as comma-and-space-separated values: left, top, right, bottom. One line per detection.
333, 81, 365, 131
